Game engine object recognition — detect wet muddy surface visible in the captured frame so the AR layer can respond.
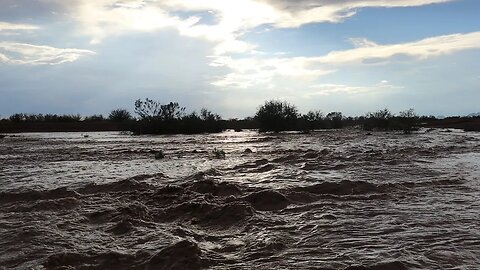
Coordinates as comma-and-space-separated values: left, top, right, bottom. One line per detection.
1, 129, 479, 269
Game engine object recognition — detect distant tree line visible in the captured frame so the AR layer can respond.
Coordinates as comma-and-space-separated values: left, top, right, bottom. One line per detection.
3, 98, 477, 134
8, 113, 83, 123
5, 110, 133, 123
253, 100, 423, 133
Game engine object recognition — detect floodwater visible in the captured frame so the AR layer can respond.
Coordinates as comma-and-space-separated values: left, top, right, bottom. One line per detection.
0, 129, 479, 269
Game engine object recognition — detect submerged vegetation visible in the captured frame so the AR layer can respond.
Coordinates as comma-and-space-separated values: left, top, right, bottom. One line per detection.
0, 98, 478, 134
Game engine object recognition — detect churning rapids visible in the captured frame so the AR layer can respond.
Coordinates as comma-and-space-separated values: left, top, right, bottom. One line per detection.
1, 129, 479, 270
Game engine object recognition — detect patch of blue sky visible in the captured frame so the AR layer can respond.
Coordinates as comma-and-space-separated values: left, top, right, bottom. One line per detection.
242, 0, 480, 57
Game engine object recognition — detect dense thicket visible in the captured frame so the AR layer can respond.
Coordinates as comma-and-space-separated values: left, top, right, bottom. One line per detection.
132, 99, 224, 134
254, 100, 347, 132
363, 108, 420, 133
108, 109, 132, 121
255, 100, 299, 132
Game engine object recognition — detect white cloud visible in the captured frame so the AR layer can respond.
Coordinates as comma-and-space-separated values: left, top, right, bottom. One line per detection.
68, 0, 196, 44
62, 0, 275, 54
263, 0, 455, 27
317, 31, 480, 65
0, 42, 95, 65
348, 37, 378, 48
4, 1, 471, 89
211, 56, 334, 88
0, 21, 40, 32
0, 20, 91, 66
307, 81, 403, 96
211, 31, 480, 89
46, 0, 456, 54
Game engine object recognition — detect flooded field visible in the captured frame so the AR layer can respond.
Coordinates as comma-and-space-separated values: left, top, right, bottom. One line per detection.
1, 129, 479, 269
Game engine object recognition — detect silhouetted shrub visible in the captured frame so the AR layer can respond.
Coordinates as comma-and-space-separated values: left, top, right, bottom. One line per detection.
134, 98, 162, 121
397, 109, 419, 134
9, 113, 24, 123
299, 110, 325, 131
44, 114, 58, 122
108, 109, 132, 121
224, 117, 259, 130
162, 102, 186, 121
341, 116, 358, 128
132, 99, 224, 134
255, 100, 299, 132
199, 108, 220, 121
84, 114, 105, 121
8, 113, 81, 123
197, 108, 224, 133
326, 111, 344, 129
175, 110, 224, 134
362, 108, 420, 133
134, 99, 185, 121
363, 108, 393, 130
59, 114, 82, 122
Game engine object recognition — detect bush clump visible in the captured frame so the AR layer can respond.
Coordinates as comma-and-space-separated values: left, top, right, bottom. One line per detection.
363, 108, 419, 133
108, 109, 132, 121
84, 114, 105, 121
132, 98, 224, 134
255, 100, 299, 132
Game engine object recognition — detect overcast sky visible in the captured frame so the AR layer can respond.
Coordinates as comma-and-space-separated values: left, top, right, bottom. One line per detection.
1, 0, 479, 118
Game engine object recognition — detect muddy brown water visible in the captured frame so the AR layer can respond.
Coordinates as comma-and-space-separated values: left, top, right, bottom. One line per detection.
0, 129, 479, 269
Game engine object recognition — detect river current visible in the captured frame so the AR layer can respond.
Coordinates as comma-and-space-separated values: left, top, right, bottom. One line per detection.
0, 129, 479, 269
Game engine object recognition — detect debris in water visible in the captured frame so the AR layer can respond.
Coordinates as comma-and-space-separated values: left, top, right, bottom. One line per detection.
154, 150, 165, 159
